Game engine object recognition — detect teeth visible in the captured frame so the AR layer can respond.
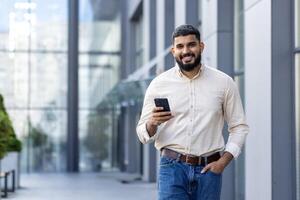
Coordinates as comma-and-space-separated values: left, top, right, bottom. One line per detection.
182, 56, 193, 62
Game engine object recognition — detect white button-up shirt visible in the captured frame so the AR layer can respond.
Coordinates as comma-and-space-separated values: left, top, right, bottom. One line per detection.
136, 64, 249, 158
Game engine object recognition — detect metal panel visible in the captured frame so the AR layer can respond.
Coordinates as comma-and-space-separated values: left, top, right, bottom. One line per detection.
67, 0, 79, 172
217, 1, 235, 199
164, 0, 175, 70
271, 0, 295, 199
186, 0, 199, 27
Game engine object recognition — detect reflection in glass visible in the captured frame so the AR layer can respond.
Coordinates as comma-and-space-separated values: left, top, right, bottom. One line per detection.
0, 53, 29, 108
0, 0, 31, 50
30, 53, 67, 108
0, 0, 67, 51
78, 0, 121, 172
0, 0, 68, 173
134, 15, 144, 69
79, 109, 119, 172
79, 0, 120, 52
5, 110, 29, 172
79, 54, 120, 109
296, 54, 300, 200
7, 109, 67, 172
234, 0, 244, 72
30, 0, 67, 51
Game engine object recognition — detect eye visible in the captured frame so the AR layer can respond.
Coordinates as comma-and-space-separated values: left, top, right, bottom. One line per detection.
188, 42, 197, 48
176, 44, 184, 49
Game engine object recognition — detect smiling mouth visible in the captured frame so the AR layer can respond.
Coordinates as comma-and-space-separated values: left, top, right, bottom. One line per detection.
181, 55, 194, 63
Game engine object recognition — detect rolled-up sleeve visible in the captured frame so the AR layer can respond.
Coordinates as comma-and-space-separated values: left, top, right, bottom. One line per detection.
223, 77, 249, 158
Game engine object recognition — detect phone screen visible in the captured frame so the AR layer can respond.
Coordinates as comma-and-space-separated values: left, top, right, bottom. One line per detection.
154, 98, 171, 112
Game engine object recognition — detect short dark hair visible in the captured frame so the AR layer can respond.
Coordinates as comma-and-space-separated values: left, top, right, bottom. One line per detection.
172, 24, 201, 43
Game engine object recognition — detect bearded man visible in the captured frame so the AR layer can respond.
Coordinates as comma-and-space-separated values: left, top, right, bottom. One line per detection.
136, 24, 249, 200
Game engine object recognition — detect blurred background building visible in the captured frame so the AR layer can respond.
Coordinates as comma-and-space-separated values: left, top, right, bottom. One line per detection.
0, 0, 298, 200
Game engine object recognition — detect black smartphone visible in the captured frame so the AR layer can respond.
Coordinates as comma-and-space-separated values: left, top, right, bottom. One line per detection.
154, 98, 171, 112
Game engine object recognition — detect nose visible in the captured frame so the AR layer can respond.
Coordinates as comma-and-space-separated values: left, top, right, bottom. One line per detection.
182, 45, 190, 54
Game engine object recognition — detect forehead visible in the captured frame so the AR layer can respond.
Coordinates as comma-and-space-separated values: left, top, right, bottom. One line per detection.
173, 34, 198, 45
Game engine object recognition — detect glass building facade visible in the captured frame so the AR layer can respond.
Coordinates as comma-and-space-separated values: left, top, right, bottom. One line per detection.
78, 0, 121, 172
0, 0, 121, 172
0, 1, 299, 199
0, 0, 68, 172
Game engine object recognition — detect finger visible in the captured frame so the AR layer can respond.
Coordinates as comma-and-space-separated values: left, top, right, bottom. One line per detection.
156, 115, 173, 122
153, 111, 172, 117
201, 164, 211, 173
152, 107, 164, 112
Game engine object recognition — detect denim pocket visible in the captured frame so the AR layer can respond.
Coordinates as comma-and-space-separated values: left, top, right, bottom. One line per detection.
208, 170, 222, 176
160, 156, 175, 167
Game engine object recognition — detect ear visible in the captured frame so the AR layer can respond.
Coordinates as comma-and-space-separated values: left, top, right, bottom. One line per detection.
170, 47, 175, 56
200, 42, 205, 53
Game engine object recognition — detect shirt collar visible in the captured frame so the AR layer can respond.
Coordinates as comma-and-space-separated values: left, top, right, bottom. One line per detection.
176, 64, 204, 80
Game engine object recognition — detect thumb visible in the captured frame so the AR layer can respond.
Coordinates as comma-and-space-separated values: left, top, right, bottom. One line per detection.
201, 164, 211, 173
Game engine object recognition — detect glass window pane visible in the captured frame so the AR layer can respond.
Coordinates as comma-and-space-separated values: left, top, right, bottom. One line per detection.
30, 53, 67, 108
79, 54, 120, 109
79, 109, 120, 172
28, 109, 67, 172
0, 0, 31, 50
296, 53, 300, 200
79, 0, 120, 52
0, 52, 29, 108
134, 15, 144, 69
7, 109, 67, 172
78, 0, 121, 173
296, 0, 300, 47
30, 0, 67, 51
234, 0, 244, 72
6, 110, 29, 172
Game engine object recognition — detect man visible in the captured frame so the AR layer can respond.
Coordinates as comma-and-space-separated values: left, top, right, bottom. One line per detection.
136, 24, 249, 200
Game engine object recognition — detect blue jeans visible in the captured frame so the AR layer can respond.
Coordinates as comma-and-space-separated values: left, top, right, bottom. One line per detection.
158, 156, 222, 200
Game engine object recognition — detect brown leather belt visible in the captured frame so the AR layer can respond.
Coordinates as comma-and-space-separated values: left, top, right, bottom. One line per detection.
161, 148, 221, 166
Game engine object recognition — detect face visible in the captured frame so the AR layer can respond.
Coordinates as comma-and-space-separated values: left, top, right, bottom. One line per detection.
171, 34, 204, 72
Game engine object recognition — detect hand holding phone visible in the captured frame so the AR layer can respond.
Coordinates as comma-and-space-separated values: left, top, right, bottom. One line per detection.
154, 98, 171, 112
146, 98, 173, 135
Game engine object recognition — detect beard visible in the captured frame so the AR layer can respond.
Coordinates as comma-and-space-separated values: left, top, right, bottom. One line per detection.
175, 53, 201, 72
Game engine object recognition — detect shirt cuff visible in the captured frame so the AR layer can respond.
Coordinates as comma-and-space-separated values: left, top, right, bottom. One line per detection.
225, 142, 241, 159
142, 123, 157, 143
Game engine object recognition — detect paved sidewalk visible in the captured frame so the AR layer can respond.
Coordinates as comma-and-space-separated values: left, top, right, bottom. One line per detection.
6, 172, 157, 200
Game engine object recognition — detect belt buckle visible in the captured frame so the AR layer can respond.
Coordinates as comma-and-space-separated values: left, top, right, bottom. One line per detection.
185, 155, 197, 165
185, 156, 191, 164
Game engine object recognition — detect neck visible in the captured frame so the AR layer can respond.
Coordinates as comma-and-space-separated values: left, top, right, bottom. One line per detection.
181, 64, 202, 79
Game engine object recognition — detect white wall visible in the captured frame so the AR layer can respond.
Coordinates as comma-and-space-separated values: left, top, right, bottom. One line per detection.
244, 0, 272, 199
201, 0, 218, 68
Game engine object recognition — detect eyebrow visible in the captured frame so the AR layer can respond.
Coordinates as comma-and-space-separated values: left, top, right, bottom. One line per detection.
175, 41, 197, 47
